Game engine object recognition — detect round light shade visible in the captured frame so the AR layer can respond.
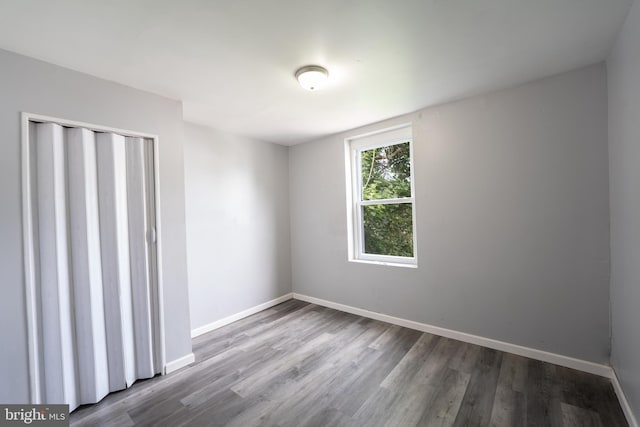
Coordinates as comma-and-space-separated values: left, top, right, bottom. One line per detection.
295, 65, 329, 91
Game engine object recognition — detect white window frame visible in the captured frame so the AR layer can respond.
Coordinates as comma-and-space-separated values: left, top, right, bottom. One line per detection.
345, 123, 417, 267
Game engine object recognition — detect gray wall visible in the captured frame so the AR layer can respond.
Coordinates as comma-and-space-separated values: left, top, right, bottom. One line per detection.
290, 64, 610, 364
0, 49, 192, 403
608, 0, 640, 419
184, 123, 291, 331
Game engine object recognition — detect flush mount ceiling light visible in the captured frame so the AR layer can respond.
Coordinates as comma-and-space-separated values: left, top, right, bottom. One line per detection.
295, 65, 329, 91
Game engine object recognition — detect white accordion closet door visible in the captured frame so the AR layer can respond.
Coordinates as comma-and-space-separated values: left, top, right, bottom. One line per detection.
29, 122, 160, 411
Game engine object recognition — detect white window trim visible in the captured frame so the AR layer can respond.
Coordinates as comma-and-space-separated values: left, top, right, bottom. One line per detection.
345, 123, 417, 268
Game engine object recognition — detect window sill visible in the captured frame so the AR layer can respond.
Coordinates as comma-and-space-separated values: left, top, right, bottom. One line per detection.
348, 258, 418, 269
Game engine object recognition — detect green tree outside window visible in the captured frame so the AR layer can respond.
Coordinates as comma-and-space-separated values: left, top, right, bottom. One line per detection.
359, 141, 414, 257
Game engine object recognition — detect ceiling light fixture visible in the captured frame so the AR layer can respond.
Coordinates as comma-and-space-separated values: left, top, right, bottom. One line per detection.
295, 65, 329, 91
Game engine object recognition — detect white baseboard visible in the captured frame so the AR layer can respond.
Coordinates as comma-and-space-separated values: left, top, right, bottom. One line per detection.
191, 293, 294, 338
292, 293, 613, 378
611, 370, 639, 427
164, 353, 195, 374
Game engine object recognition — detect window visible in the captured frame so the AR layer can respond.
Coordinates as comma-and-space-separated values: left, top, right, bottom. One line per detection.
346, 124, 416, 266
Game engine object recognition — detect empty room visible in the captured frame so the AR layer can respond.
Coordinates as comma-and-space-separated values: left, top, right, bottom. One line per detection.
1, 0, 639, 426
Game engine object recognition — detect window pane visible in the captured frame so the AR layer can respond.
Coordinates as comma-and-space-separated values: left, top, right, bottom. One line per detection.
360, 141, 411, 200
362, 203, 414, 257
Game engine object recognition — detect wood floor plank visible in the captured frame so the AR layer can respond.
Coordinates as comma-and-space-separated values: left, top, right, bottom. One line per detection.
175, 388, 262, 427
193, 331, 251, 363
242, 302, 316, 338
300, 407, 354, 427
70, 301, 628, 427
380, 333, 439, 391
497, 352, 529, 393
488, 352, 528, 426
488, 385, 525, 427
415, 337, 463, 386
417, 368, 471, 426
329, 326, 423, 416
525, 359, 563, 427
266, 320, 389, 403
264, 324, 398, 424
452, 347, 503, 427
191, 307, 278, 348
354, 386, 416, 427
560, 402, 603, 427
72, 409, 135, 427
230, 332, 335, 397
180, 345, 285, 408
223, 398, 283, 427
448, 341, 482, 375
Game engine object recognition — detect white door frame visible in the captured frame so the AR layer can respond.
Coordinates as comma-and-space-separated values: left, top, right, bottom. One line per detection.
21, 112, 167, 403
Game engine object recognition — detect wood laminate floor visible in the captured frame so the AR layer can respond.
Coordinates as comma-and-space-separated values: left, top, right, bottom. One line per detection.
71, 299, 628, 427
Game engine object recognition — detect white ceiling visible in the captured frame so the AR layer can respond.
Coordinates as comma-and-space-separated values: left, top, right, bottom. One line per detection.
0, 0, 632, 144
